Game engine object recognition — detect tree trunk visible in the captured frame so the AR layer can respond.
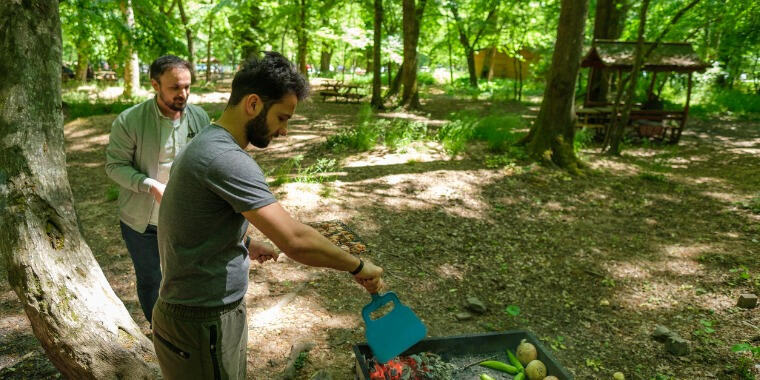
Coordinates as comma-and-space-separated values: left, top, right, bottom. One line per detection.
120, 0, 140, 97
605, 0, 650, 154
371, 0, 384, 108
206, 14, 213, 83
522, 0, 589, 173
485, 47, 497, 81
0, 1, 160, 378
295, 0, 308, 77
588, 0, 628, 103
177, 0, 196, 82
319, 45, 332, 72
76, 51, 89, 82
400, 0, 426, 109
464, 47, 478, 87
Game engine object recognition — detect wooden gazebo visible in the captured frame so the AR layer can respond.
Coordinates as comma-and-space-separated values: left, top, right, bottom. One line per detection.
576, 40, 708, 143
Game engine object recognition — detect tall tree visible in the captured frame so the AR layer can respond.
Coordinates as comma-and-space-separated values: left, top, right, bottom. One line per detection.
295, 0, 309, 77
206, 10, 214, 83
120, 0, 140, 96
0, 1, 159, 378
588, 0, 629, 103
371, 0, 384, 108
400, 0, 427, 109
177, 0, 197, 81
447, 0, 498, 88
520, 0, 589, 173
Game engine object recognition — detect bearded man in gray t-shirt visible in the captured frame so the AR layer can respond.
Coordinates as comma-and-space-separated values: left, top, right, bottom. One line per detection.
154, 52, 384, 380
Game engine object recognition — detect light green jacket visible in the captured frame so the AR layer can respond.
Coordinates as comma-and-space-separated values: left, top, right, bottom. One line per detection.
105, 97, 210, 233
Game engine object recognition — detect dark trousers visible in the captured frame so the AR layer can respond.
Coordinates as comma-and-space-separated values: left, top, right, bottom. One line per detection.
120, 221, 161, 323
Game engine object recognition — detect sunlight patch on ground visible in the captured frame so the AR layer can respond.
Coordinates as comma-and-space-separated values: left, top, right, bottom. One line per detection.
342, 143, 449, 168
436, 263, 464, 281
700, 190, 740, 203
188, 91, 229, 104
607, 261, 651, 281
586, 158, 639, 175
275, 183, 326, 209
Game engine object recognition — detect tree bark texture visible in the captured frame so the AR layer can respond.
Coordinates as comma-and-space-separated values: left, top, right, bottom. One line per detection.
177, 0, 196, 82
400, 0, 426, 109
588, 0, 628, 103
524, 0, 589, 173
76, 51, 89, 82
296, 0, 309, 77
371, 0, 384, 108
120, 0, 140, 97
0, 1, 160, 378
319, 45, 333, 72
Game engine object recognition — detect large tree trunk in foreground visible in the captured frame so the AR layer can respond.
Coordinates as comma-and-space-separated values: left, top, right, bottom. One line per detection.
371, 0, 384, 108
400, 0, 426, 109
120, 0, 140, 97
522, 0, 589, 173
0, 1, 160, 378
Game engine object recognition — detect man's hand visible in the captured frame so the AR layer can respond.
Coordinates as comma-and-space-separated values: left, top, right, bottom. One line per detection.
353, 260, 385, 294
248, 240, 279, 264
149, 182, 166, 203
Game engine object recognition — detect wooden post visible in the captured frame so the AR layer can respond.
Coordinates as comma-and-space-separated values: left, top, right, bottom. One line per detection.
646, 71, 657, 100
585, 66, 594, 106
676, 71, 693, 143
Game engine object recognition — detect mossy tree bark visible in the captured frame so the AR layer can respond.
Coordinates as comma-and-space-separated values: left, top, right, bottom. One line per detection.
522, 0, 589, 174
0, 1, 160, 378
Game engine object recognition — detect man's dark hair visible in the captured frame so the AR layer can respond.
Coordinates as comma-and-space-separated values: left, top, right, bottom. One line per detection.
149, 55, 192, 82
228, 52, 310, 106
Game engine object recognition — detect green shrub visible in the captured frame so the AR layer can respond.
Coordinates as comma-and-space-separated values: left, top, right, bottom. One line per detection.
270, 155, 338, 186
574, 128, 594, 151
691, 89, 760, 118
384, 120, 428, 150
417, 72, 436, 85
324, 104, 381, 152
436, 112, 526, 155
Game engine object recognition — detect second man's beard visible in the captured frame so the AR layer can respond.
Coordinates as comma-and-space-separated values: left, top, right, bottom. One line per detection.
161, 93, 186, 112
245, 105, 272, 148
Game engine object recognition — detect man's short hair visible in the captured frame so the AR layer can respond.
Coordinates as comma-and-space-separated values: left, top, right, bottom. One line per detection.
228, 52, 310, 106
150, 55, 192, 82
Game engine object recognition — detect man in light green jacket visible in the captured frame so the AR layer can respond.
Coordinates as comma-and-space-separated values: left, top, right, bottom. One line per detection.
105, 55, 210, 324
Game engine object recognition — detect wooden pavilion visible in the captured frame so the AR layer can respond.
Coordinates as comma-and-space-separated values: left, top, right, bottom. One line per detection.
576, 40, 708, 143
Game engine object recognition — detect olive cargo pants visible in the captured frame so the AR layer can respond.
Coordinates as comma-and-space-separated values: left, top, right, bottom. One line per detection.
152, 298, 247, 380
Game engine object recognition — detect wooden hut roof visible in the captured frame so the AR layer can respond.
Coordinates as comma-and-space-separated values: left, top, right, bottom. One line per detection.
581, 40, 708, 72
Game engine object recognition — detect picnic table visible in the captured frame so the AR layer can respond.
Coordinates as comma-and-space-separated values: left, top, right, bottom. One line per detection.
320, 80, 365, 103
575, 106, 686, 143
94, 70, 117, 82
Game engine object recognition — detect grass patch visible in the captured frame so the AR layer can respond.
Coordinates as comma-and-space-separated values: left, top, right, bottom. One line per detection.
325, 104, 430, 153
691, 89, 760, 120
105, 186, 119, 202
436, 111, 526, 156
269, 155, 338, 187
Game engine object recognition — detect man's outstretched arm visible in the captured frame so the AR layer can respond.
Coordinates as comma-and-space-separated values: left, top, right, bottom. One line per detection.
242, 202, 384, 293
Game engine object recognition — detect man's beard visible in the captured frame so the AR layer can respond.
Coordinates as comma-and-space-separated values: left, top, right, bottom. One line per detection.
160, 93, 186, 112
245, 105, 272, 148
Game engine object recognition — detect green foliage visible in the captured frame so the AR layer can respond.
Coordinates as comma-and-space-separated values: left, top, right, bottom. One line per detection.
416, 71, 436, 86
573, 128, 594, 152
325, 104, 431, 153
325, 105, 382, 152
294, 351, 308, 370
436, 111, 526, 156
692, 89, 760, 119
737, 194, 760, 214
64, 99, 137, 120
104, 186, 119, 202
504, 305, 520, 316
270, 155, 338, 187
384, 120, 428, 151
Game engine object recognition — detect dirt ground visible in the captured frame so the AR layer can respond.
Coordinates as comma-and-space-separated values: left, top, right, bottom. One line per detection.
1, 88, 759, 380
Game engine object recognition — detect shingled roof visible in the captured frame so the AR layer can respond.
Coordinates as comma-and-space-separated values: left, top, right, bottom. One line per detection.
581, 40, 708, 72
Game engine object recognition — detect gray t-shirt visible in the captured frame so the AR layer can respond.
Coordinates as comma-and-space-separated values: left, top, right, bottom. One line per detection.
157, 124, 276, 307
